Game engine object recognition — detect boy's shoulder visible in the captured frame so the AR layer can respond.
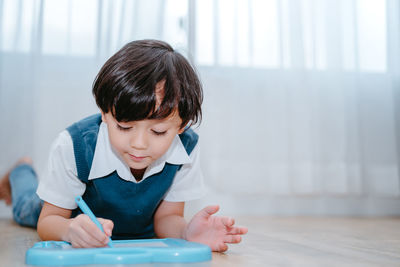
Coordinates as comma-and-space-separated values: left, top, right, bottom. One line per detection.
178, 128, 199, 156
67, 114, 102, 136
72, 114, 102, 129
65, 114, 102, 181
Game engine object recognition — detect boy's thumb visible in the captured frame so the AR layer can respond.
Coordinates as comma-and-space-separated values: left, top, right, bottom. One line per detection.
199, 205, 220, 218
98, 218, 114, 236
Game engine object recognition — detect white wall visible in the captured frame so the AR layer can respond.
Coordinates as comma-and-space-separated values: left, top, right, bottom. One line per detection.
1, 0, 400, 217
1, 54, 400, 216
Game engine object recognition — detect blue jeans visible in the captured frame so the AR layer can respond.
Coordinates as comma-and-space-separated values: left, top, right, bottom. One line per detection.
9, 164, 43, 228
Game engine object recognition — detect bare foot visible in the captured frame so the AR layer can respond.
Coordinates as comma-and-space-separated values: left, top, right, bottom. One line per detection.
16, 157, 33, 166
0, 157, 33, 206
0, 171, 12, 205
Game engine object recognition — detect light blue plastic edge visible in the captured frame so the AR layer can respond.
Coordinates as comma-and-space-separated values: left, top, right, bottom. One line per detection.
26, 238, 211, 266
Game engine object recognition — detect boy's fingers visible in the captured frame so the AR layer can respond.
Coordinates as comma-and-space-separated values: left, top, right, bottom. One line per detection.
97, 218, 114, 230
98, 218, 114, 236
199, 205, 219, 218
80, 216, 109, 244
240, 227, 248, 234
70, 215, 102, 246
221, 217, 234, 227
223, 235, 242, 244
216, 243, 228, 252
227, 226, 247, 235
80, 225, 108, 246
71, 235, 92, 248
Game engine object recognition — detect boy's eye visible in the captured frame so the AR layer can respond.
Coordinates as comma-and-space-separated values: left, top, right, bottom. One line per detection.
117, 124, 131, 131
152, 130, 167, 136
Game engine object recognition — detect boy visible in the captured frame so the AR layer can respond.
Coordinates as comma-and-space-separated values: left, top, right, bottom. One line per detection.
0, 40, 247, 252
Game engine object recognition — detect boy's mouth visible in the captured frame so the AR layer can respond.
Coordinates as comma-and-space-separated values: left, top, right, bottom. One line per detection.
129, 154, 146, 162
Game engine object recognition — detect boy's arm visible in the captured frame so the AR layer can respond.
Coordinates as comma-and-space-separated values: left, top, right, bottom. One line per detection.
37, 202, 72, 241
37, 201, 113, 248
154, 201, 248, 252
153, 201, 187, 238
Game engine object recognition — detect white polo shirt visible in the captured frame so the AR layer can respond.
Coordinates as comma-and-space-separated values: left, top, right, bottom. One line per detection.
37, 122, 207, 210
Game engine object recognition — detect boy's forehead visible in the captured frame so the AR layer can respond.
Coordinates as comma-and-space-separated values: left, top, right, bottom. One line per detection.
152, 111, 182, 125
152, 79, 182, 125
110, 79, 184, 127
115, 110, 182, 126
154, 80, 166, 107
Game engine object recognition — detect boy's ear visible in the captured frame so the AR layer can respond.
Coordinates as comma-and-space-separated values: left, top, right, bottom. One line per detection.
178, 127, 185, 134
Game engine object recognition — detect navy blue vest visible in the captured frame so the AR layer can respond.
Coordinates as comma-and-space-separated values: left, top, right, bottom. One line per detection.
66, 114, 198, 240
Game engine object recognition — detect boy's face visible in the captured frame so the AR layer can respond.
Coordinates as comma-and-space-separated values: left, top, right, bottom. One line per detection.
101, 111, 185, 172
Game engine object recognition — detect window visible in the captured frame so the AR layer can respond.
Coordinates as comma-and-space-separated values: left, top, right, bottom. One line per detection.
194, 0, 387, 72
1, 0, 388, 72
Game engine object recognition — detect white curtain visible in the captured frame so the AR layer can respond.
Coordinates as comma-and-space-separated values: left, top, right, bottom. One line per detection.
1, 0, 399, 215
194, 0, 400, 216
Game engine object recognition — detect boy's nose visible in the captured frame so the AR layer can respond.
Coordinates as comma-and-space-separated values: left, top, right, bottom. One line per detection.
129, 131, 147, 149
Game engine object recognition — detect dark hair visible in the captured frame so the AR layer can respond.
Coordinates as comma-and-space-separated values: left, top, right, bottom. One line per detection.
93, 39, 203, 128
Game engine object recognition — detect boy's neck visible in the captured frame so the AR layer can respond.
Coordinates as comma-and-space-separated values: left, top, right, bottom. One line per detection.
131, 168, 146, 182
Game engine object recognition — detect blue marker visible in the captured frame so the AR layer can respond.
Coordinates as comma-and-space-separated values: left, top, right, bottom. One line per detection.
75, 196, 113, 248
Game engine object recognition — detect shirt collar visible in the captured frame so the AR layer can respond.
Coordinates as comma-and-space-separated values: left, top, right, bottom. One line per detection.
88, 122, 191, 182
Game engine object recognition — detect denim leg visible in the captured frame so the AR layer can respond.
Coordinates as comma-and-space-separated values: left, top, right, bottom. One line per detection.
9, 164, 43, 228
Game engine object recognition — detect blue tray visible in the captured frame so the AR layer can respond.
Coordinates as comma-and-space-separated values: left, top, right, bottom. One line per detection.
26, 238, 211, 266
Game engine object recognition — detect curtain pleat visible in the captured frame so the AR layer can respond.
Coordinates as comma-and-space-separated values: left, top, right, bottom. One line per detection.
0, 0, 399, 215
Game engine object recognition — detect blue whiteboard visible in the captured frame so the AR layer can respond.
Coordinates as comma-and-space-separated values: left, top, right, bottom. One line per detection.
26, 238, 211, 266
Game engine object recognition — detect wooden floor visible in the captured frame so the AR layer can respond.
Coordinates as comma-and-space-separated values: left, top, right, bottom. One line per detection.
1, 216, 400, 266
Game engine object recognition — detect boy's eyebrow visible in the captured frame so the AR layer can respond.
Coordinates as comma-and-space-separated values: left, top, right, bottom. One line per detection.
151, 116, 182, 126
151, 119, 176, 126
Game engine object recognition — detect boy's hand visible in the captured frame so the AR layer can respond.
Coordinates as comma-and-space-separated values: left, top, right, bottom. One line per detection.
183, 205, 248, 252
65, 214, 113, 248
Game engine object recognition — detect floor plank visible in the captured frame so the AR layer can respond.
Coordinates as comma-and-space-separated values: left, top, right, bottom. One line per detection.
1, 216, 400, 266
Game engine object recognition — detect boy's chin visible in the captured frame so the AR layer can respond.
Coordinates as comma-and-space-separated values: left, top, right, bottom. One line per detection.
124, 157, 151, 170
